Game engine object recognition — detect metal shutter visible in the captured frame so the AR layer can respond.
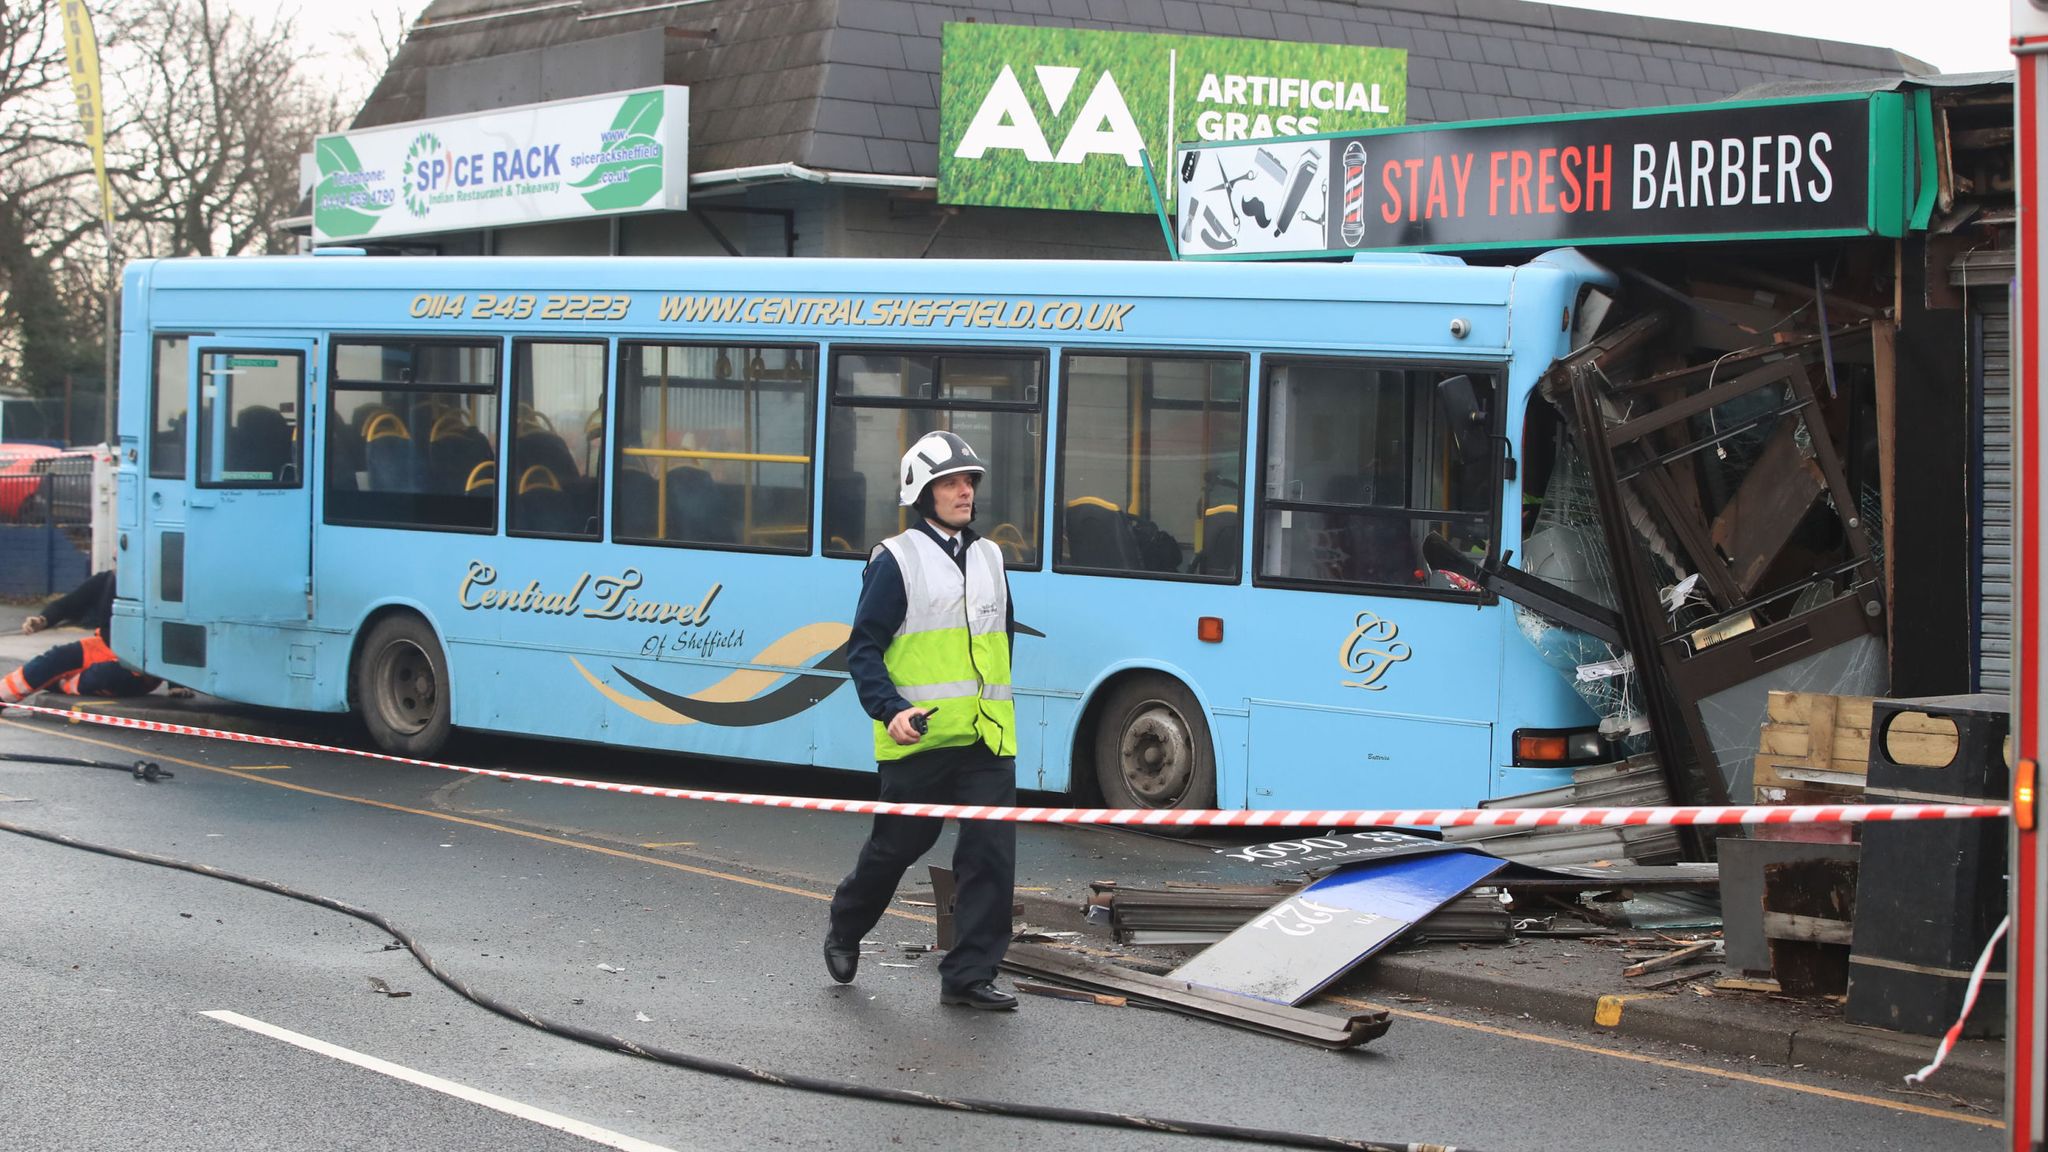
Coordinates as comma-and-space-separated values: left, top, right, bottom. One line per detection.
1976, 296, 2013, 694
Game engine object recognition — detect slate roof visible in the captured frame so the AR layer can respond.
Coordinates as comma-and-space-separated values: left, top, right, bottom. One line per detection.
360, 0, 1935, 180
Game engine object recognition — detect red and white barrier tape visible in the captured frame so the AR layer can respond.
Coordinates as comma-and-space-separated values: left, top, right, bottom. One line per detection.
0, 700, 2014, 829
1904, 914, 2010, 1085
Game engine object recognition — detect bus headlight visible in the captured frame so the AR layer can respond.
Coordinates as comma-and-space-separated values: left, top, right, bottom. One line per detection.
1512, 727, 1609, 767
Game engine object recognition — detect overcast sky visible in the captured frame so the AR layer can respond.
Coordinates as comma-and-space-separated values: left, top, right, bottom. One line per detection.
249, 0, 2016, 105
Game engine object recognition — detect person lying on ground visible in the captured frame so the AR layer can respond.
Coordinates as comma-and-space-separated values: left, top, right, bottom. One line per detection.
3, 570, 194, 704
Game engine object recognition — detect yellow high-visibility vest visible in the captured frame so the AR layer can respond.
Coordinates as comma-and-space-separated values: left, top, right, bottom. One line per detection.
872, 530, 1015, 761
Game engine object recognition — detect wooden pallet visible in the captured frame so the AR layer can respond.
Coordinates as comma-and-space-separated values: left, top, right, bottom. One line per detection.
1751, 692, 1963, 803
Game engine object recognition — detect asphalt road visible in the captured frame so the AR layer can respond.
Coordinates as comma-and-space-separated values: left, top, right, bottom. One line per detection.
0, 712, 2010, 1152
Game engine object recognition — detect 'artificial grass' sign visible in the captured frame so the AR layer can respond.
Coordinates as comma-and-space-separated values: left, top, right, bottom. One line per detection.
939, 24, 1405, 215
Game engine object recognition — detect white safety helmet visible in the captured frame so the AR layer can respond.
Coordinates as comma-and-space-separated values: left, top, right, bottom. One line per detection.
898, 430, 988, 507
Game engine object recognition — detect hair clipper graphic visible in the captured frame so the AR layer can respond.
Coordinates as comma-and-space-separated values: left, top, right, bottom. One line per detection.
1341, 141, 1369, 247
1274, 153, 1318, 237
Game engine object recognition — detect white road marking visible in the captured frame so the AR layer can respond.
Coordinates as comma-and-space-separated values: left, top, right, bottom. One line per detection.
201, 1010, 684, 1152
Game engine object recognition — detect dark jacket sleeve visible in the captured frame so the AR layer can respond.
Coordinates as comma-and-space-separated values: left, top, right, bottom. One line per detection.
848, 550, 914, 723
44, 570, 114, 631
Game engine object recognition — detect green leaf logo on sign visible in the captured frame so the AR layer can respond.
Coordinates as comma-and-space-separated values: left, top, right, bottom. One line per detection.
939, 24, 1405, 215
312, 136, 395, 239
570, 91, 667, 211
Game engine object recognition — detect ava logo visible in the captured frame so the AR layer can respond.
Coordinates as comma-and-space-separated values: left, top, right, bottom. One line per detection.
401, 131, 444, 217
1339, 611, 1412, 691
953, 65, 1144, 167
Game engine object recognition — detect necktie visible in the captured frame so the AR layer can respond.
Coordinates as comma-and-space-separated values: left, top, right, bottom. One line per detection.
944, 537, 957, 557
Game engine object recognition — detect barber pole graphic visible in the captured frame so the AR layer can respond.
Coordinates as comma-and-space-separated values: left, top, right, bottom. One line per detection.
1341, 140, 1368, 247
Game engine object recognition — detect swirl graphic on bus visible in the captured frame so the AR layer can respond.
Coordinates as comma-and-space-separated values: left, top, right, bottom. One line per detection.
1339, 610, 1411, 691
1340, 141, 1368, 248
574, 619, 1047, 726
572, 622, 852, 726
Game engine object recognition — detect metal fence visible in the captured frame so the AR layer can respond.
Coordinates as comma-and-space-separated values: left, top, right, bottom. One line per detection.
0, 448, 109, 598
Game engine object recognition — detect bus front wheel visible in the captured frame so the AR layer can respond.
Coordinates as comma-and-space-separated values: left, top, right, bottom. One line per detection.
355, 614, 452, 757
1093, 675, 1216, 812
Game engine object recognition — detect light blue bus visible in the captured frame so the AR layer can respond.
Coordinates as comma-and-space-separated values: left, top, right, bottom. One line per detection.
112, 249, 1616, 812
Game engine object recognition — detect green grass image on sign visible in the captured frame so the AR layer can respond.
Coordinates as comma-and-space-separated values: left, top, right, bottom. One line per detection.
939, 24, 1405, 215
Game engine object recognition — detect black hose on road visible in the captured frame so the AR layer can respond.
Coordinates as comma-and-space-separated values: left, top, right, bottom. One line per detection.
0, 737, 1472, 1151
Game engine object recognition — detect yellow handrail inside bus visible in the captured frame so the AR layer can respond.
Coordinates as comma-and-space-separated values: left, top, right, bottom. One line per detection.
465, 461, 497, 492
1066, 495, 1121, 511
363, 412, 409, 442
518, 465, 561, 494
430, 411, 470, 442
623, 447, 811, 464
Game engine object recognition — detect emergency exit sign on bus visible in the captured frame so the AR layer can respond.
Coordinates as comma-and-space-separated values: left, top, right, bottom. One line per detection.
1173, 92, 1912, 258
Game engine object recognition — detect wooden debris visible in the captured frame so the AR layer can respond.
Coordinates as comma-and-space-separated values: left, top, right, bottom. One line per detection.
1013, 980, 1128, 1008
1622, 938, 1716, 977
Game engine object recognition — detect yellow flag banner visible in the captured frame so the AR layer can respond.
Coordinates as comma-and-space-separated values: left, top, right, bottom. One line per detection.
60, 0, 111, 230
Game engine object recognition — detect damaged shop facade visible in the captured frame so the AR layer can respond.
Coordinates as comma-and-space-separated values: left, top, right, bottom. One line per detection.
1179, 75, 2015, 820
1161, 76, 2016, 1033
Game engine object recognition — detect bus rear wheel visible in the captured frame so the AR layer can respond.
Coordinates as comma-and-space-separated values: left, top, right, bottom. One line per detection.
1093, 675, 1216, 812
355, 614, 452, 757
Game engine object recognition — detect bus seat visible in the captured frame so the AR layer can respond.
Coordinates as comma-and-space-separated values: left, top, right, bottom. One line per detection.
364, 411, 415, 490
1064, 497, 1145, 570
430, 428, 492, 494
1193, 506, 1241, 577
429, 410, 472, 443
516, 431, 579, 488
662, 465, 739, 543
230, 406, 293, 482
987, 521, 1029, 564
613, 469, 657, 539
514, 465, 577, 534
823, 472, 867, 552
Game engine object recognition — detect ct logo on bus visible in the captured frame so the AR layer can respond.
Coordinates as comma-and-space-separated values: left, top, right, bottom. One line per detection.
1338, 611, 1411, 691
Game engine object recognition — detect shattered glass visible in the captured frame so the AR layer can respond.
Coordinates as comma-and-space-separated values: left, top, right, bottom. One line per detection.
1513, 432, 1652, 749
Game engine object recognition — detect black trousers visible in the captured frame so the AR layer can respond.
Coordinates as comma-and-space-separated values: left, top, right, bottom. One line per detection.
828, 742, 1017, 991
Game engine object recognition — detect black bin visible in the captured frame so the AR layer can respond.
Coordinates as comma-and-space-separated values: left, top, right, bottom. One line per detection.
1845, 693, 2008, 1036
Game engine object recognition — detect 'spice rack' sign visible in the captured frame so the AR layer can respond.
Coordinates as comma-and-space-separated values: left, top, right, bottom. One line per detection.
312, 86, 689, 244
1173, 93, 1911, 258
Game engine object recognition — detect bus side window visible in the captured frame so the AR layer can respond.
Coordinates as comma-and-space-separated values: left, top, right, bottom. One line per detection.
150, 336, 191, 480
1055, 352, 1246, 581
325, 338, 500, 532
509, 341, 605, 540
197, 352, 302, 488
615, 342, 815, 552
824, 348, 1044, 564
1257, 359, 1495, 594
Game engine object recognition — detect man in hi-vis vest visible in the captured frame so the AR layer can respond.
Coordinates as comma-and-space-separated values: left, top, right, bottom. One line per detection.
825, 430, 1020, 1010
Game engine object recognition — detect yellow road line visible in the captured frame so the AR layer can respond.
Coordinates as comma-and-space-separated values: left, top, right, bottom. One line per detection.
1320, 993, 2003, 1129
1, 718, 2006, 1127
0, 719, 931, 925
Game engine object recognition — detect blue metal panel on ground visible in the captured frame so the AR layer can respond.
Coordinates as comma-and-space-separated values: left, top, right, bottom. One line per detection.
1171, 850, 1506, 1005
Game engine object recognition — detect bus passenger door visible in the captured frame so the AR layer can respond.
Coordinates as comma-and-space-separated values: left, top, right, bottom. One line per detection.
182, 340, 316, 629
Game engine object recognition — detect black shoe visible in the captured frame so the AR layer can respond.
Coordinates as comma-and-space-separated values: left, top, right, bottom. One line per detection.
824, 936, 858, 984
939, 980, 1018, 1010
